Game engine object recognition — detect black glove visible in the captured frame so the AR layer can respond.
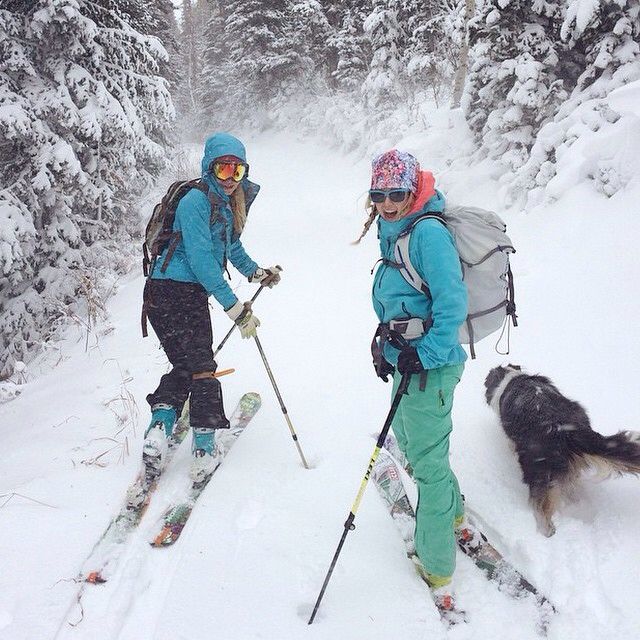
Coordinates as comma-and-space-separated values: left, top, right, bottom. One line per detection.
396, 347, 424, 375
374, 357, 395, 382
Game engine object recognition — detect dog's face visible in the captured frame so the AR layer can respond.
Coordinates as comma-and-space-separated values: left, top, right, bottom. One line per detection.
484, 364, 522, 405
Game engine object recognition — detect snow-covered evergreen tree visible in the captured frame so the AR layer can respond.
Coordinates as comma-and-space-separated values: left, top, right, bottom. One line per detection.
219, 0, 308, 121
511, 0, 640, 204
466, 0, 566, 172
402, 0, 464, 108
362, 0, 408, 110
196, 2, 233, 133
562, 0, 640, 90
331, 3, 372, 90
173, 0, 211, 140
290, 1, 335, 83
0, 0, 173, 375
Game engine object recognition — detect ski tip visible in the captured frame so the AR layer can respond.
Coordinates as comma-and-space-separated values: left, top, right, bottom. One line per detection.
151, 526, 173, 547
241, 391, 261, 405
85, 571, 106, 584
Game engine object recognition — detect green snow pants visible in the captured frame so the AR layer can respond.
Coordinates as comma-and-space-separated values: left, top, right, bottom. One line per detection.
391, 363, 465, 579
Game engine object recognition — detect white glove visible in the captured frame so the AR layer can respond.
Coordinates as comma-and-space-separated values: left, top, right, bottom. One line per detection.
249, 265, 282, 288
225, 301, 260, 339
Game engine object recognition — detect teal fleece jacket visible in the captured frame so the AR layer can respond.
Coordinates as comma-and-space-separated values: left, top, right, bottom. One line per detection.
372, 191, 468, 369
151, 132, 259, 310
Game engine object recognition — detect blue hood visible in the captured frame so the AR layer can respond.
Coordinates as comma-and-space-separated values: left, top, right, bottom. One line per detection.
201, 132, 248, 199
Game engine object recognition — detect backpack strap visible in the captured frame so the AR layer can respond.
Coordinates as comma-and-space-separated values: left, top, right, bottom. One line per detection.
157, 179, 211, 274
392, 213, 447, 297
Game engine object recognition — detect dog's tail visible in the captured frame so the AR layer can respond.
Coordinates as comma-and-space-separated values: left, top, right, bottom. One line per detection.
568, 428, 640, 477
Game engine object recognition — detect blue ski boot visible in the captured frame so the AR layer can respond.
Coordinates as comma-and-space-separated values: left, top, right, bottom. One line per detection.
143, 404, 177, 477
190, 428, 221, 485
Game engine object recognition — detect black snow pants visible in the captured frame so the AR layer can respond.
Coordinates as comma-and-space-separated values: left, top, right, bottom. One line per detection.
145, 279, 229, 430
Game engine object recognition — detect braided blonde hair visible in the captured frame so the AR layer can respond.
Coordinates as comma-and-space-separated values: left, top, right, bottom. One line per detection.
352, 197, 378, 245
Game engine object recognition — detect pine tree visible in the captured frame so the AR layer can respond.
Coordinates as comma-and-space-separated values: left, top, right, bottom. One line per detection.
466, 0, 566, 171
402, 0, 464, 108
219, 1, 308, 119
290, 1, 335, 83
174, 0, 212, 139
331, 3, 372, 90
0, 3, 38, 319
562, 0, 640, 90
361, 0, 408, 109
196, 2, 231, 132
511, 0, 640, 202
0, 0, 173, 374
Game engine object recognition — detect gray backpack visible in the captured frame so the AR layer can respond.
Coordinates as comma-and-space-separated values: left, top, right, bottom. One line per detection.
393, 206, 517, 358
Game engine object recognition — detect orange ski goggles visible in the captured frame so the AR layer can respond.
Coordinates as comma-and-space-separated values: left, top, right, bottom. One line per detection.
210, 161, 248, 182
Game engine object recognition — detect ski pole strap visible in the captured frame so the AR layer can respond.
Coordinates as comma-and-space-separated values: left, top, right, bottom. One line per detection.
371, 322, 423, 378
371, 323, 402, 377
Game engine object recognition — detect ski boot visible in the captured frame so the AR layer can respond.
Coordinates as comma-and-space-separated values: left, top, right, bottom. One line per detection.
142, 404, 177, 478
190, 428, 221, 487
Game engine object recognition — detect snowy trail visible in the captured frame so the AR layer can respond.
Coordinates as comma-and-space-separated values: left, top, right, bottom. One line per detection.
1, 131, 640, 640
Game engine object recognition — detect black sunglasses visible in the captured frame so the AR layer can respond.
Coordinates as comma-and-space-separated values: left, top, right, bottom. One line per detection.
369, 189, 410, 204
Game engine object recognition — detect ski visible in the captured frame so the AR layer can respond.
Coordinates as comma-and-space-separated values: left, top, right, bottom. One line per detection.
371, 448, 467, 627
80, 410, 191, 584
150, 391, 261, 547
374, 433, 556, 633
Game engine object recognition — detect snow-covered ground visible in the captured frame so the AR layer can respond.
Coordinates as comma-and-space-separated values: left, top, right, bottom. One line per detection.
1, 126, 639, 640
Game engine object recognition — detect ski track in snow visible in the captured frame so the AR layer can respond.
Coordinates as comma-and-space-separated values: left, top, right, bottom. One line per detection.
1, 130, 639, 640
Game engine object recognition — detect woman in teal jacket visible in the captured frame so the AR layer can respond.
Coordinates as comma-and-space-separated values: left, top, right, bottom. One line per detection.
142, 132, 281, 486
357, 149, 467, 615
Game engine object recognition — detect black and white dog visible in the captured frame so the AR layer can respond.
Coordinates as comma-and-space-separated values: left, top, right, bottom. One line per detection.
484, 364, 640, 536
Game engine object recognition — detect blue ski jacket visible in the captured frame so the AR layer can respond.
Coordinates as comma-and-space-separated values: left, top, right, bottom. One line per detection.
150, 133, 259, 311
372, 190, 468, 370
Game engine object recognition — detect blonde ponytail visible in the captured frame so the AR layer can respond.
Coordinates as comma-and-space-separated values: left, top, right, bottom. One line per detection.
230, 186, 247, 235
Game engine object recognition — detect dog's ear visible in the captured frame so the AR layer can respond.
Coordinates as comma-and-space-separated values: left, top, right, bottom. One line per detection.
508, 363, 522, 371
484, 366, 506, 401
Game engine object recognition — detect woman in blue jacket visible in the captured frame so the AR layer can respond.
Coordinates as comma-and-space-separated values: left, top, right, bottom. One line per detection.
142, 132, 281, 485
356, 150, 467, 616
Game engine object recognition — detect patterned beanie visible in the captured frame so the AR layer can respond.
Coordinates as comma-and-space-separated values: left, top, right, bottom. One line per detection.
370, 150, 419, 193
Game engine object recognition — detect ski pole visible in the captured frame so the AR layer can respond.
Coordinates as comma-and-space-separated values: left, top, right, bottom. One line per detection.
253, 334, 310, 470
213, 285, 266, 358
308, 373, 410, 624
